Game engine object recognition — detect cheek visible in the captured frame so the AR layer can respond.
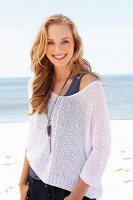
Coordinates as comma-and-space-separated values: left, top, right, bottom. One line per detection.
46, 46, 50, 53
45, 48, 52, 58
68, 44, 74, 55
70, 41, 75, 52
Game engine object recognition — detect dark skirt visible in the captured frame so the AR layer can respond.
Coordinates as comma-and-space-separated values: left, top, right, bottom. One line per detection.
27, 175, 96, 200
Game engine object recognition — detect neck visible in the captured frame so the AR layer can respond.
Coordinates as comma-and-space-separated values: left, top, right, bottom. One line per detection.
53, 66, 72, 82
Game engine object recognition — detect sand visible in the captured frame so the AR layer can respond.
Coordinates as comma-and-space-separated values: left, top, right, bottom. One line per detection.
0, 120, 133, 200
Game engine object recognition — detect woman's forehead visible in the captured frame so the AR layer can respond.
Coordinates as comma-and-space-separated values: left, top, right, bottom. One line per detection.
47, 24, 73, 39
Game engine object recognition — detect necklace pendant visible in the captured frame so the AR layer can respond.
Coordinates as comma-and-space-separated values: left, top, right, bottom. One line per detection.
47, 124, 51, 136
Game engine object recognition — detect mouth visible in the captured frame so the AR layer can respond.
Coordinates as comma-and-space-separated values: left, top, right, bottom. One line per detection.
52, 54, 67, 60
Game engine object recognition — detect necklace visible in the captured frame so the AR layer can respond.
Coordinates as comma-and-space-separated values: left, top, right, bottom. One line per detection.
47, 70, 72, 153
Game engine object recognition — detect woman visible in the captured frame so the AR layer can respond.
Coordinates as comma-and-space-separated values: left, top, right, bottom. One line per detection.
19, 14, 111, 200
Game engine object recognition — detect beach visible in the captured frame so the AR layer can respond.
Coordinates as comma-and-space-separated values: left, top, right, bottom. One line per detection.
0, 120, 133, 200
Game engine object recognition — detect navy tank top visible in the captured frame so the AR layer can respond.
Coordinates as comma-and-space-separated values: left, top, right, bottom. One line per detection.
29, 73, 87, 179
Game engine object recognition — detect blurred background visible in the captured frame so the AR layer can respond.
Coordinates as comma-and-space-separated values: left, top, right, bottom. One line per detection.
0, 0, 133, 122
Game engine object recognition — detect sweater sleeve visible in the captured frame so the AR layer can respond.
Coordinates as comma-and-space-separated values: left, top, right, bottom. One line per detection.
80, 82, 111, 187
25, 78, 34, 150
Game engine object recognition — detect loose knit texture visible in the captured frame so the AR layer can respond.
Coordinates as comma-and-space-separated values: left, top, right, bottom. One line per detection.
26, 78, 111, 199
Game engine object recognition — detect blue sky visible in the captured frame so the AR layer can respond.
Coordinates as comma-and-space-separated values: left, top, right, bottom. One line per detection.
0, 0, 133, 77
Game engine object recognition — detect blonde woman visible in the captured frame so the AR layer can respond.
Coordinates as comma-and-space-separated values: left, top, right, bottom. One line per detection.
19, 14, 111, 200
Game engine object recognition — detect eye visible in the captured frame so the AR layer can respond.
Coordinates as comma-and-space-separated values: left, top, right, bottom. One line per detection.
47, 41, 54, 45
62, 40, 69, 44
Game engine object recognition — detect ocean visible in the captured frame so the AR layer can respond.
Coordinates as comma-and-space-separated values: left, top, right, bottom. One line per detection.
0, 75, 133, 123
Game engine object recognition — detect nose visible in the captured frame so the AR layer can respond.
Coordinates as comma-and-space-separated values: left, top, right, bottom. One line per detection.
54, 43, 63, 52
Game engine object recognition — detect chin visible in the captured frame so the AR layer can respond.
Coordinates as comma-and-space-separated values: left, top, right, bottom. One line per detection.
51, 60, 71, 68
54, 63, 69, 68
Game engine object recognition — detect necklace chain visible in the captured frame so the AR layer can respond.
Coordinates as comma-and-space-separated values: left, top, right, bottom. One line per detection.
47, 71, 72, 153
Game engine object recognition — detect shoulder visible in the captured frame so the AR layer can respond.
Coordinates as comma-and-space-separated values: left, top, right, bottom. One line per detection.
79, 73, 99, 91
28, 77, 34, 87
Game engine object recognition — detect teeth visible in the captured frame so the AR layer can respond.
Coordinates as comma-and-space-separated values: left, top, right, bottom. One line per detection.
54, 54, 66, 59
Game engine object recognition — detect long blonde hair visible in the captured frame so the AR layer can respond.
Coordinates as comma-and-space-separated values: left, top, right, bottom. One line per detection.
29, 14, 101, 116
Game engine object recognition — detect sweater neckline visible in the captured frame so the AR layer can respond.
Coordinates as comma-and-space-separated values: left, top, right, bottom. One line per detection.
51, 80, 100, 99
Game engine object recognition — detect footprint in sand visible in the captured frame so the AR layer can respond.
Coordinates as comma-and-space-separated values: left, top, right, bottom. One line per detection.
123, 157, 132, 160
2, 163, 13, 166
114, 168, 123, 172
120, 150, 126, 153
123, 179, 133, 183
5, 155, 12, 158
114, 168, 133, 172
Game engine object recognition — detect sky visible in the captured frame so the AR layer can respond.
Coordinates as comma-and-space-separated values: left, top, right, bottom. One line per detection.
0, 0, 133, 77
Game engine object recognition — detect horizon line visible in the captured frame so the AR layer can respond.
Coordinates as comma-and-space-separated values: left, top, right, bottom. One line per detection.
0, 73, 133, 79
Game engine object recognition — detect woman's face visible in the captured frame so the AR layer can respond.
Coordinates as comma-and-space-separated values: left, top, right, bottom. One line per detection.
45, 24, 75, 68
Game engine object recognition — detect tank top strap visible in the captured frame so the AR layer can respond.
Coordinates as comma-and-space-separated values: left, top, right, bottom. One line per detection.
64, 73, 88, 96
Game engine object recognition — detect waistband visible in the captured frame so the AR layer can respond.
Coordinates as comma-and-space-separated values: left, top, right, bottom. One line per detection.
28, 174, 96, 200
28, 174, 67, 191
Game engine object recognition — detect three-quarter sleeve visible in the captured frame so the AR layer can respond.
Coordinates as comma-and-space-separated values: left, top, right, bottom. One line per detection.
80, 82, 111, 187
25, 78, 34, 150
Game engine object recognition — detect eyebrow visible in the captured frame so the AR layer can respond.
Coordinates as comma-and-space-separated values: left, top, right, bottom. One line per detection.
47, 37, 70, 41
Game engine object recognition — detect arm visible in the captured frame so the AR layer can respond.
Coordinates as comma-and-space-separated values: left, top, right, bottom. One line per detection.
19, 152, 30, 200
67, 178, 90, 199
66, 82, 111, 200
79, 82, 111, 187
19, 78, 33, 199
20, 78, 33, 184
19, 152, 30, 186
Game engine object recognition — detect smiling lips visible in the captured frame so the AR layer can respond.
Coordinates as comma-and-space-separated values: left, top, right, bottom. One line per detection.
53, 54, 66, 60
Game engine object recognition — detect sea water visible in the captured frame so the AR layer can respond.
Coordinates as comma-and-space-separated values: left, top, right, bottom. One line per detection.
0, 75, 133, 122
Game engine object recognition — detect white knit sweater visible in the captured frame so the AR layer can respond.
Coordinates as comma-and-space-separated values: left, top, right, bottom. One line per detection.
26, 79, 111, 199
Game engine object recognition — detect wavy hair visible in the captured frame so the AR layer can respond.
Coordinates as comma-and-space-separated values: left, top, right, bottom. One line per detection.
29, 14, 101, 116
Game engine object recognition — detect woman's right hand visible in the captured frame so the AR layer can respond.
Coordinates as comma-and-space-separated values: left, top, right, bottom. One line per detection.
19, 183, 29, 200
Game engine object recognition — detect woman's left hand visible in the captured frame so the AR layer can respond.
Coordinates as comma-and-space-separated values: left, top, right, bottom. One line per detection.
64, 194, 82, 200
